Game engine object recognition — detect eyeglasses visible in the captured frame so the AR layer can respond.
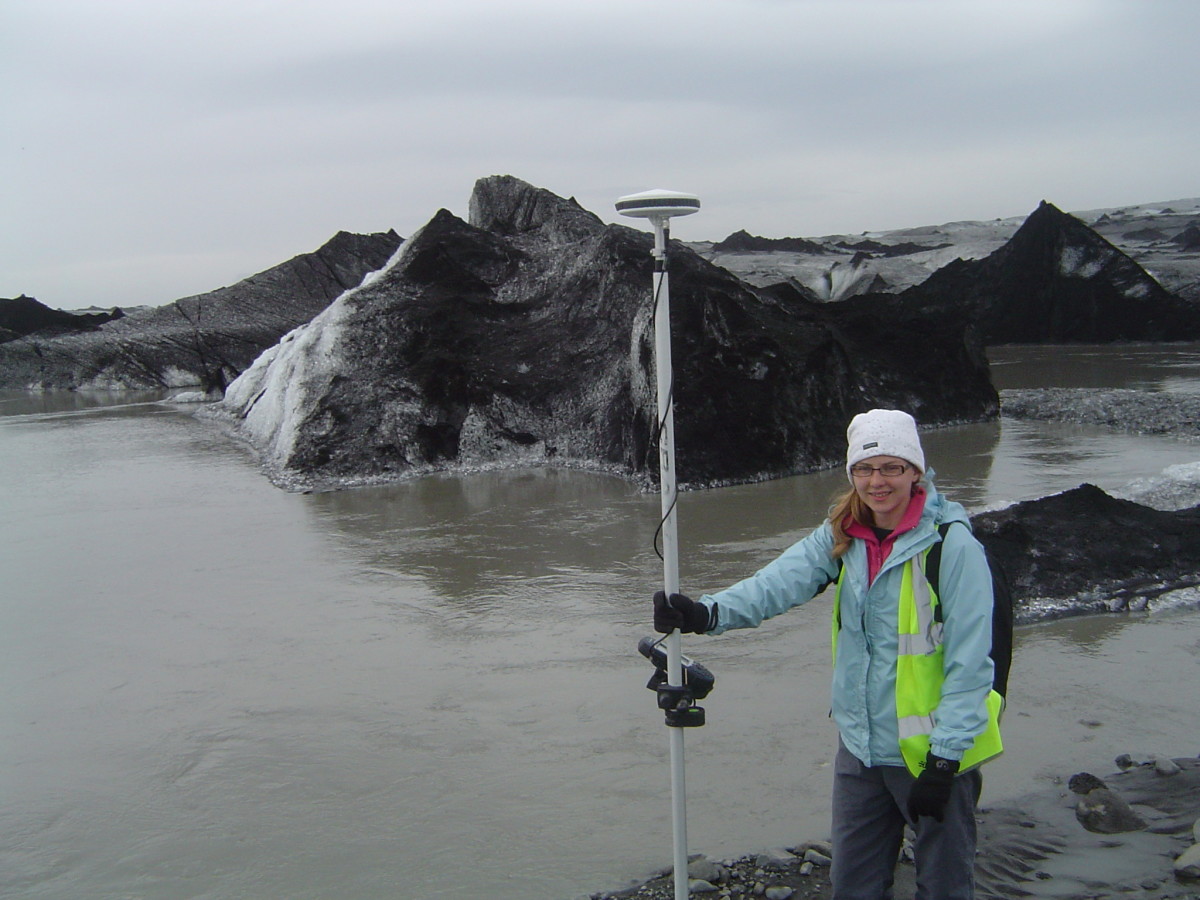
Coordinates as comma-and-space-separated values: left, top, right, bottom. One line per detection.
849, 462, 910, 478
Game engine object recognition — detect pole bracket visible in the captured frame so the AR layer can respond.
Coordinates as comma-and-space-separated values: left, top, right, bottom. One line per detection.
639, 636, 715, 728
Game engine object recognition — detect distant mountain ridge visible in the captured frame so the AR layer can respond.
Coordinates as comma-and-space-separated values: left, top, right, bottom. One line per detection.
0, 294, 125, 344
899, 200, 1200, 343
0, 230, 402, 391
700, 196, 1200, 305
711, 230, 828, 254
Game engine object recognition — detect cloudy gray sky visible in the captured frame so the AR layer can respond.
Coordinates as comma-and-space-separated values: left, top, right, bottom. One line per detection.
4, 0, 1197, 310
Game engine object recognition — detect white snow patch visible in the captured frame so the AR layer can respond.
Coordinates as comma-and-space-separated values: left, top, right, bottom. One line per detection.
161, 366, 203, 388
219, 229, 419, 469
1058, 245, 1109, 279
1116, 460, 1200, 510
1148, 585, 1200, 613
222, 304, 351, 467
809, 259, 875, 301
166, 390, 216, 403
360, 241, 407, 288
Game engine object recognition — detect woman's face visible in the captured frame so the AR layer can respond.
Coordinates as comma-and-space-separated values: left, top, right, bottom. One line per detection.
850, 455, 921, 530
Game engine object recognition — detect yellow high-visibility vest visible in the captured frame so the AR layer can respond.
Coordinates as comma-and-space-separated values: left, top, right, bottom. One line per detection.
833, 547, 1004, 777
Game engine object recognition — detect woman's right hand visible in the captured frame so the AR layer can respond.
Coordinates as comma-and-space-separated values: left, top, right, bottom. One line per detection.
653, 591, 711, 634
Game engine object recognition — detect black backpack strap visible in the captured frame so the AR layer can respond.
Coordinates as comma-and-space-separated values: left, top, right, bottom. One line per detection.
926, 522, 954, 622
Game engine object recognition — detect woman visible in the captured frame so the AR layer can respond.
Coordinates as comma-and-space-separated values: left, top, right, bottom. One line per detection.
653, 408, 1001, 900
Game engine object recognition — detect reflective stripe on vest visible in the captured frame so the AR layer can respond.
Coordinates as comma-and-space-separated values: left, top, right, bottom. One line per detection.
833, 544, 1004, 776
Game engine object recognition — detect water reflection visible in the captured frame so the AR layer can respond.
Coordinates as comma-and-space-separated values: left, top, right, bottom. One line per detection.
303, 469, 662, 610
0, 388, 170, 417
1016, 608, 1143, 655
916, 420, 1001, 508
297, 424, 1001, 620
988, 341, 1200, 392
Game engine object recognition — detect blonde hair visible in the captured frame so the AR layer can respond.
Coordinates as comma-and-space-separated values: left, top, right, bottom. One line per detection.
828, 486, 870, 559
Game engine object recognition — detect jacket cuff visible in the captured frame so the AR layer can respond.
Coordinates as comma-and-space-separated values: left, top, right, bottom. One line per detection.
698, 597, 723, 634
929, 739, 965, 762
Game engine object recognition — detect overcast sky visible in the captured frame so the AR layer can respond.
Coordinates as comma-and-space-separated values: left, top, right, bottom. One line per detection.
4, 0, 1198, 309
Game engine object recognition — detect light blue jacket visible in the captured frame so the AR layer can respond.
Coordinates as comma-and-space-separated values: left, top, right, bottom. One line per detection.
699, 478, 995, 768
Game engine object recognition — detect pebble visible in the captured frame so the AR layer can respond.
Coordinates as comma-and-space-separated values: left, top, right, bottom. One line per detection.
1175, 844, 1200, 882
1074, 787, 1149, 833
1113, 751, 1184, 775
803, 848, 832, 867
755, 848, 798, 868
1068, 772, 1108, 794
689, 857, 723, 883
1116, 752, 1155, 769
1156, 756, 1183, 776
804, 840, 833, 857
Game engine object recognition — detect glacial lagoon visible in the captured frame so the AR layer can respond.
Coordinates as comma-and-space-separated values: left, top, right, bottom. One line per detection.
2, 344, 1200, 899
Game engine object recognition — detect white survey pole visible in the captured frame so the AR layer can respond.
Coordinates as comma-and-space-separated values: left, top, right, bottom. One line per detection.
616, 188, 700, 900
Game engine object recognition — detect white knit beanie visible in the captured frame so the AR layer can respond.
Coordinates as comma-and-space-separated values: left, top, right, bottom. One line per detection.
845, 409, 925, 481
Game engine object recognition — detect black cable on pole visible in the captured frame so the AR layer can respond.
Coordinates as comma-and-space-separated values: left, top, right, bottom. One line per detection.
650, 226, 677, 563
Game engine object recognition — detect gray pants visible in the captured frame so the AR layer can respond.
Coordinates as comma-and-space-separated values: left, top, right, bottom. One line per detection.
830, 739, 982, 900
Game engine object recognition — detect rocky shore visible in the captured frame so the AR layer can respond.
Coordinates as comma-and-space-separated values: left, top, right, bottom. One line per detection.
1001, 389, 1200, 438
583, 755, 1200, 900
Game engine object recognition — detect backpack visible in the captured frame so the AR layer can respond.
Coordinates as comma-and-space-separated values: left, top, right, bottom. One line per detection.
925, 521, 1014, 699
833, 521, 1014, 698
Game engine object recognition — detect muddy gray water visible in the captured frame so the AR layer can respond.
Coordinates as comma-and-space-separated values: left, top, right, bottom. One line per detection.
2, 344, 1200, 899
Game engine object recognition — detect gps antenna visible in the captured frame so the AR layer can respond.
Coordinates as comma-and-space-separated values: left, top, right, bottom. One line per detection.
616, 188, 701, 900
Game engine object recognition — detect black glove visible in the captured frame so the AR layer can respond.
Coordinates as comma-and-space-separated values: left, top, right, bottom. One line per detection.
653, 591, 712, 634
906, 753, 959, 823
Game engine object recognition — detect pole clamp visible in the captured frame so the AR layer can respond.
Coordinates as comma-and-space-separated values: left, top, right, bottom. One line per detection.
638, 636, 715, 728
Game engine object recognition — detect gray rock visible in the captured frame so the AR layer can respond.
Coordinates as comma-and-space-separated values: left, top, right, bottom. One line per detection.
1115, 751, 1184, 775
755, 848, 798, 868
764, 887, 795, 900
687, 855, 723, 883
688, 878, 718, 893
1156, 757, 1184, 776
1117, 752, 1152, 769
803, 848, 833, 867
1075, 787, 1149, 833
801, 839, 833, 857
1068, 772, 1108, 794
1175, 843, 1200, 881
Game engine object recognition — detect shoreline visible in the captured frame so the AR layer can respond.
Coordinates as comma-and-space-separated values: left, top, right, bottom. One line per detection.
585, 756, 1200, 900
